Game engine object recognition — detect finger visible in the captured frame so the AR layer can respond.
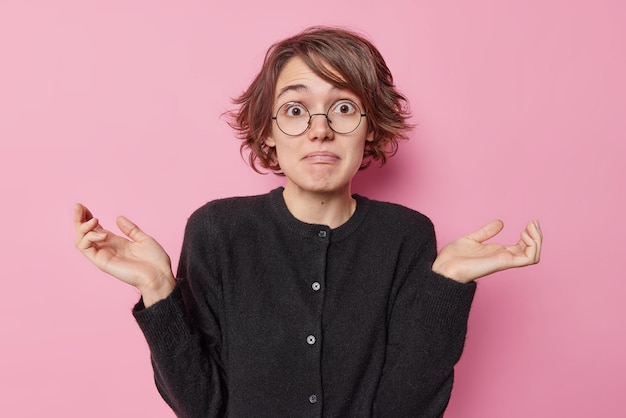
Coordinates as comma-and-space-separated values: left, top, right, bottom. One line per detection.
531, 220, 543, 248
529, 220, 542, 263
519, 230, 540, 265
74, 216, 96, 248
521, 221, 542, 263
466, 219, 504, 243
116, 216, 149, 242
76, 218, 106, 247
74, 204, 104, 232
76, 230, 108, 252
73, 203, 93, 226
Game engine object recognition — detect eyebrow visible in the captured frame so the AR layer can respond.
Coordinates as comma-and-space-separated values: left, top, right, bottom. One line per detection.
276, 84, 309, 101
275, 84, 343, 101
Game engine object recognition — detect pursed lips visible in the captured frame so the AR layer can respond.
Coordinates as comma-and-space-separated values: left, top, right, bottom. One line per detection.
302, 151, 340, 163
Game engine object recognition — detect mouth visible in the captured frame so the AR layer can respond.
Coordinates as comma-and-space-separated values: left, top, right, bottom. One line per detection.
302, 151, 340, 163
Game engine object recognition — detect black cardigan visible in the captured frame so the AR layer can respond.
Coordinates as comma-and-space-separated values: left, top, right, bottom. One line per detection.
134, 188, 476, 417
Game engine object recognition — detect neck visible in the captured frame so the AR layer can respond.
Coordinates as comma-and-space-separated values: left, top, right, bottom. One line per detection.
282, 184, 356, 229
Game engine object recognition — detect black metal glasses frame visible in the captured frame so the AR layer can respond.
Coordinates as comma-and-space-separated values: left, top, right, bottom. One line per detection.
272, 100, 367, 136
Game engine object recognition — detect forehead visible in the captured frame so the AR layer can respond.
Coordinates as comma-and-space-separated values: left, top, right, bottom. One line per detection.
274, 57, 345, 101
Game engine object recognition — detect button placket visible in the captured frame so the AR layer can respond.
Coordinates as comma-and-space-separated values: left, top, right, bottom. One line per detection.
304, 226, 326, 410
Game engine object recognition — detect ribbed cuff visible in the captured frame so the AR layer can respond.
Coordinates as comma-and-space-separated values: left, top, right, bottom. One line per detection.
132, 282, 192, 355
418, 271, 477, 332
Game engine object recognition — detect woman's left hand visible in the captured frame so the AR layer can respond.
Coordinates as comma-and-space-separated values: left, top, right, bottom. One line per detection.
432, 220, 543, 283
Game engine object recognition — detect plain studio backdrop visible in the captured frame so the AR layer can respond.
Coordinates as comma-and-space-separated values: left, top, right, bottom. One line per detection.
0, 1, 624, 417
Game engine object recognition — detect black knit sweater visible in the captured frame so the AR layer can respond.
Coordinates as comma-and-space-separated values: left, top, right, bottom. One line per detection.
133, 188, 476, 417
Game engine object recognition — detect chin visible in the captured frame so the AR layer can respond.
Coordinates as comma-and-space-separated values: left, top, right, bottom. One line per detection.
303, 180, 349, 195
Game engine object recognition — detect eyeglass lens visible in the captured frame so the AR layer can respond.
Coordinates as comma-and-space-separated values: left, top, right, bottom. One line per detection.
274, 99, 365, 136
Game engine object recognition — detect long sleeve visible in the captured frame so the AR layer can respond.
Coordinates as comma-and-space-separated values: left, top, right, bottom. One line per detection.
133, 210, 227, 418
131, 189, 478, 416
372, 235, 476, 417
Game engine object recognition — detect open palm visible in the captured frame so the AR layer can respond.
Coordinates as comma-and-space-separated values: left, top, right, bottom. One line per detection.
74, 203, 175, 304
432, 220, 542, 283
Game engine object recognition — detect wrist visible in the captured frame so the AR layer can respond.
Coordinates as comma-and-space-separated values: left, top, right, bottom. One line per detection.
432, 261, 470, 284
138, 273, 176, 308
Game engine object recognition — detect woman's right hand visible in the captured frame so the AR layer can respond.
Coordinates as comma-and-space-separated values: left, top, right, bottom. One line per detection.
74, 203, 176, 307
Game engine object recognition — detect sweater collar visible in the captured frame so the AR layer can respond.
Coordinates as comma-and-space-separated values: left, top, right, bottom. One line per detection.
268, 187, 370, 242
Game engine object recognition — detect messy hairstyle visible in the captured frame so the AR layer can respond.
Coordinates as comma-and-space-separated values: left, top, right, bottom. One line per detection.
228, 26, 413, 173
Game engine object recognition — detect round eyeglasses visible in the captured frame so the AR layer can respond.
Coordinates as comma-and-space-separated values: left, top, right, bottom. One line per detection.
272, 99, 367, 136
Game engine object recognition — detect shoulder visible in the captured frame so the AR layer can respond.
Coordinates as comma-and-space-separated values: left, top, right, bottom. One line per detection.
354, 196, 438, 263
184, 190, 273, 237
360, 196, 434, 235
190, 193, 268, 220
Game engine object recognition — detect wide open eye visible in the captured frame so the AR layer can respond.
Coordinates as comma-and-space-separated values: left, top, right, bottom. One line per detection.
330, 100, 358, 116
281, 102, 309, 118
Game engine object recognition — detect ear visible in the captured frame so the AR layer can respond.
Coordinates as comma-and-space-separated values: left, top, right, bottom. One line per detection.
264, 135, 276, 147
366, 130, 374, 143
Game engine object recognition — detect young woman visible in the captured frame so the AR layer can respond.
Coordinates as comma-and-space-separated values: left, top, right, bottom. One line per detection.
74, 27, 542, 417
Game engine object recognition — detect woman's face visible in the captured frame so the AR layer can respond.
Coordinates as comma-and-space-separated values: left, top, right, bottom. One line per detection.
265, 57, 373, 196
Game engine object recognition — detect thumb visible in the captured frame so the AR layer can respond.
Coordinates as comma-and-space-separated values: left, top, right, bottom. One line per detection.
466, 219, 504, 243
116, 216, 149, 242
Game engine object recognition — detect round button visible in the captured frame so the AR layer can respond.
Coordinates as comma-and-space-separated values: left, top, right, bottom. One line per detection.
307, 335, 316, 345
309, 394, 318, 404
317, 230, 327, 238
311, 282, 321, 291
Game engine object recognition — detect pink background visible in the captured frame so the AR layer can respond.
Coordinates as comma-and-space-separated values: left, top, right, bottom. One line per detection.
1, 1, 624, 417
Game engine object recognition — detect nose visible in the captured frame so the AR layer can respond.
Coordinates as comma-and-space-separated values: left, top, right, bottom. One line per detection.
307, 113, 334, 141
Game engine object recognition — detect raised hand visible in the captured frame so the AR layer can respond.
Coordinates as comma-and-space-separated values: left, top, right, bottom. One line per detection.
432, 220, 543, 284
74, 203, 175, 306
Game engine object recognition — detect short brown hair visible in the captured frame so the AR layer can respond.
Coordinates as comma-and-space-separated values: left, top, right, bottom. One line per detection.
228, 26, 413, 173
